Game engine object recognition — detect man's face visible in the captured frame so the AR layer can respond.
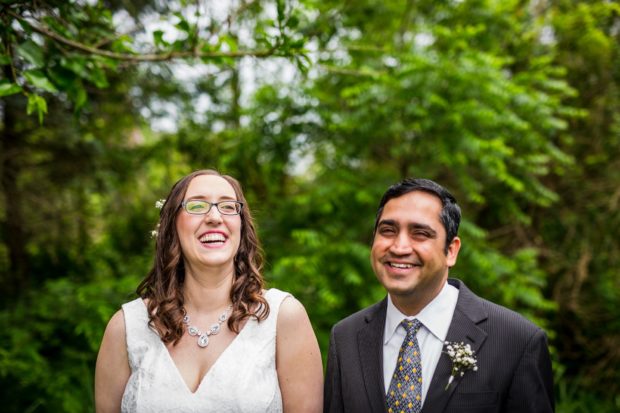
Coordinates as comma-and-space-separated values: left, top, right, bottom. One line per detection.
371, 191, 460, 312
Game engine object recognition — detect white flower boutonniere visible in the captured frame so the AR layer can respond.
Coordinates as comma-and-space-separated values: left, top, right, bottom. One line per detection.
443, 341, 478, 390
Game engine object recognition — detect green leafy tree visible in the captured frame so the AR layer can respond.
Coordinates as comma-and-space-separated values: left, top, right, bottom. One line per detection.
1, 0, 308, 118
539, 0, 620, 406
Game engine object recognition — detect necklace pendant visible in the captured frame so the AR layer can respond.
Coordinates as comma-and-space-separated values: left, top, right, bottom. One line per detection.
197, 334, 209, 348
183, 304, 232, 349
209, 323, 221, 335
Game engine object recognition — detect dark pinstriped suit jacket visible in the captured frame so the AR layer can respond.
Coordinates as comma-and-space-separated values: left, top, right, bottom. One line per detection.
324, 279, 554, 413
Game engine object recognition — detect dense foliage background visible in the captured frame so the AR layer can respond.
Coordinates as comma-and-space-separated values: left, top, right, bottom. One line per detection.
1, 0, 618, 411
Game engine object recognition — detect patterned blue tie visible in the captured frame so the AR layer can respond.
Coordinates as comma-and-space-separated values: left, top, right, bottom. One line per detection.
386, 319, 423, 413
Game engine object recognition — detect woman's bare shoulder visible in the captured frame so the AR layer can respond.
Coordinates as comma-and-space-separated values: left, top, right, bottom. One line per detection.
104, 309, 126, 340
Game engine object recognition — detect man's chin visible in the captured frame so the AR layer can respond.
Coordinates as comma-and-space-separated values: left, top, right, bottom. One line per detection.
382, 280, 420, 298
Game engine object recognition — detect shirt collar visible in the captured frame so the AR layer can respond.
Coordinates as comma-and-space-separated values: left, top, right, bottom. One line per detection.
384, 281, 459, 344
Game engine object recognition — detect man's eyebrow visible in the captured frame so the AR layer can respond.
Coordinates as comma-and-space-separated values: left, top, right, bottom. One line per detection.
377, 219, 398, 227
408, 223, 437, 237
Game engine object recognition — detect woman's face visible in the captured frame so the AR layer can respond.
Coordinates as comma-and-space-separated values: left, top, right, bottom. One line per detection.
175, 174, 242, 276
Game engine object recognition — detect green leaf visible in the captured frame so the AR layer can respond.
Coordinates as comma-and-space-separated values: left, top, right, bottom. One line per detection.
175, 18, 190, 33
26, 94, 47, 124
153, 30, 169, 47
42, 16, 71, 38
287, 39, 306, 50
60, 56, 89, 78
220, 36, 238, 52
59, 57, 109, 88
88, 65, 109, 88
0, 81, 22, 97
73, 85, 88, 110
16, 40, 45, 68
24, 70, 58, 93
110, 35, 134, 54
0, 55, 11, 65
276, 0, 285, 24
16, 17, 33, 34
287, 15, 300, 29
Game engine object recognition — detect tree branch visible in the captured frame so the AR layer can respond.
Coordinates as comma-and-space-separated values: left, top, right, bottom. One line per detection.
9, 11, 284, 62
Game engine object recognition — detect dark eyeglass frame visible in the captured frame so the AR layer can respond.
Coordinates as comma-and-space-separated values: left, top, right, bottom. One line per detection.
181, 199, 244, 216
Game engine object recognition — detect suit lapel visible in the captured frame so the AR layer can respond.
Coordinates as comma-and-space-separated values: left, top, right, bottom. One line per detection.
422, 279, 488, 413
358, 298, 388, 413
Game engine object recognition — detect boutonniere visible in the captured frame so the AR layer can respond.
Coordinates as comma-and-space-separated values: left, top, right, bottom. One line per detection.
443, 341, 478, 390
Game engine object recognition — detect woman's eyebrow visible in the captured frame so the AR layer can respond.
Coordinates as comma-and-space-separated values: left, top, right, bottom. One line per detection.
185, 195, 237, 201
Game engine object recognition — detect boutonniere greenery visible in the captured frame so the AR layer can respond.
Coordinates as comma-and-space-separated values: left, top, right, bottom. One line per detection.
443, 341, 478, 390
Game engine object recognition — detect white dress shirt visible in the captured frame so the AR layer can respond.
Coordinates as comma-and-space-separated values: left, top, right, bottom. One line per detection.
383, 282, 459, 405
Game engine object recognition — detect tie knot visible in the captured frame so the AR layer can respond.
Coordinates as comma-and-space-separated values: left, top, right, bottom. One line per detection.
401, 318, 422, 336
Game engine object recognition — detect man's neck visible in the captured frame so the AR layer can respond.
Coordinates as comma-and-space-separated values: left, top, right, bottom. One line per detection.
389, 279, 448, 316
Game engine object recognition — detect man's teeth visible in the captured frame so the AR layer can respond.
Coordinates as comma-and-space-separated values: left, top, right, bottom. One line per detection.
200, 233, 226, 243
389, 262, 414, 269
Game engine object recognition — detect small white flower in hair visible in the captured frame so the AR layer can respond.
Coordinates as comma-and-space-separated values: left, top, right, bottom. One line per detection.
155, 199, 166, 209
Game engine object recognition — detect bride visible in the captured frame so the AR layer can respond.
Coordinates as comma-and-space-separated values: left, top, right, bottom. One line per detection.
95, 169, 323, 412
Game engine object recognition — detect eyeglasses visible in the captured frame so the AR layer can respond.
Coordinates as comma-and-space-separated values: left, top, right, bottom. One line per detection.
181, 199, 244, 216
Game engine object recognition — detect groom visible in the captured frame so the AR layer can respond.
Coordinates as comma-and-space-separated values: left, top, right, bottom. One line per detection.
324, 178, 554, 413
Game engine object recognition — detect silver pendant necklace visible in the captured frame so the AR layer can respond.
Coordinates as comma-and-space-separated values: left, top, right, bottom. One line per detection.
182, 304, 233, 348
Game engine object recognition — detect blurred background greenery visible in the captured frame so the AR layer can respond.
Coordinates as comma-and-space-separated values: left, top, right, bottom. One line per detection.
1, 0, 618, 411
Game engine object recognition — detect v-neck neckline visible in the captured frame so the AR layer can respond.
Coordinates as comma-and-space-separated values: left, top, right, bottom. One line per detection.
139, 298, 256, 395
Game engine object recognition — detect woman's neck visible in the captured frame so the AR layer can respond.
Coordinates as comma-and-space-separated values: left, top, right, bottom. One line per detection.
182, 267, 234, 313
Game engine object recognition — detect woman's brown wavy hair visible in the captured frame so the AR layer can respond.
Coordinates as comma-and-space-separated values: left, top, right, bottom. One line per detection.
136, 169, 269, 345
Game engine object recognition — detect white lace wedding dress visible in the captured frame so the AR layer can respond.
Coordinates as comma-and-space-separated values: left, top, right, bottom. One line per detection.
120, 288, 289, 412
